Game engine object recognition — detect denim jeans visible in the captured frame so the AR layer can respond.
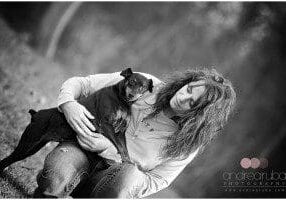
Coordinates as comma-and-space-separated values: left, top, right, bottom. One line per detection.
33, 142, 143, 198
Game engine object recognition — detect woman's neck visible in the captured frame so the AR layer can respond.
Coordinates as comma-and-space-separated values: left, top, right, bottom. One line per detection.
163, 107, 176, 118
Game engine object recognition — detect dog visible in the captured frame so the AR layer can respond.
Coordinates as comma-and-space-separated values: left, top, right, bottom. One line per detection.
0, 68, 153, 172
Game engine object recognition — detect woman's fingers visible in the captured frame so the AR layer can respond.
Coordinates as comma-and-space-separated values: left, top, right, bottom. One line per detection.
77, 134, 122, 163
61, 101, 95, 135
72, 121, 88, 138
82, 115, 96, 131
77, 134, 108, 152
77, 135, 93, 151
83, 108, 94, 119
77, 119, 94, 136
77, 105, 95, 133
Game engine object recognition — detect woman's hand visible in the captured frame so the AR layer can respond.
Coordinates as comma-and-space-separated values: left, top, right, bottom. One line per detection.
76, 132, 115, 152
60, 101, 120, 161
77, 133, 122, 163
60, 101, 96, 137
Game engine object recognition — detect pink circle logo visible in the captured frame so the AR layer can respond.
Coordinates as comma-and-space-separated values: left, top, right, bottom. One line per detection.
260, 158, 268, 169
240, 158, 251, 169
240, 157, 268, 169
250, 158, 260, 169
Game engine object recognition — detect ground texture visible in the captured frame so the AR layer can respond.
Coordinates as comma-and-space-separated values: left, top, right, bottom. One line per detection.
0, 19, 67, 198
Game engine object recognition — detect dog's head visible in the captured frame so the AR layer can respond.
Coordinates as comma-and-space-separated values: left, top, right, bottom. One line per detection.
120, 68, 153, 102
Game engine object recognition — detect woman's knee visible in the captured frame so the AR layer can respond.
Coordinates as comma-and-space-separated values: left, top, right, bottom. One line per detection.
36, 167, 88, 197
35, 142, 90, 197
89, 163, 144, 198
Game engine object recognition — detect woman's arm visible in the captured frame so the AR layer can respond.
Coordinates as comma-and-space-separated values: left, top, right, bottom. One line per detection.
58, 72, 124, 108
132, 148, 199, 198
58, 72, 124, 144
57, 71, 160, 153
58, 71, 161, 108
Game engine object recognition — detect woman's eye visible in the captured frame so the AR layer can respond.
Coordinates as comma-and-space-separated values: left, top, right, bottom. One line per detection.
187, 85, 193, 94
129, 80, 135, 85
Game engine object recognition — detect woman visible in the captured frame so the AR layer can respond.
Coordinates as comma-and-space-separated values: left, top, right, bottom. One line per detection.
34, 68, 236, 198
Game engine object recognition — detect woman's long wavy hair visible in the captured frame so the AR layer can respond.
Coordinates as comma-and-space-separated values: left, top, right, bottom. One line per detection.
148, 68, 236, 160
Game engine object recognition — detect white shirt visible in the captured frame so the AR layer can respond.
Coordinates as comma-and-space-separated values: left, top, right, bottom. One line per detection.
57, 72, 199, 197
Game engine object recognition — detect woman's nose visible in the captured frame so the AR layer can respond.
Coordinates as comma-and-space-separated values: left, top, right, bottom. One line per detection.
178, 93, 192, 103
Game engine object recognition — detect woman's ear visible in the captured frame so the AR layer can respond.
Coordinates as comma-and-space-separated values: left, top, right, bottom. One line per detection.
120, 68, 133, 78
148, 79, 153, 92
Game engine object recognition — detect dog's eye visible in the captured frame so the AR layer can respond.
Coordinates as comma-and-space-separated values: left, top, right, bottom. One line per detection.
129, 80, 136, 86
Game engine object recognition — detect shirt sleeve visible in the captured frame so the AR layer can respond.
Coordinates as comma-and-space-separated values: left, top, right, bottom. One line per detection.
134, 148, 200, 198
57, 71, 161, 110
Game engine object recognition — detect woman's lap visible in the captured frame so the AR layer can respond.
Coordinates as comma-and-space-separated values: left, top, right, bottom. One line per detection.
34, 142, 92, 197
34, 142, 142, 198
73, 162, 144, 198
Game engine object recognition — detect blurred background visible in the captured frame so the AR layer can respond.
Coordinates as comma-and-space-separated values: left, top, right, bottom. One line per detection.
0, 2, 286, 198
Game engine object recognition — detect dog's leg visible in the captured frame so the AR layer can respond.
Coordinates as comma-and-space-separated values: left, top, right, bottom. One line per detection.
0, 140, 48, 173
0, 108, 77, 173
99, 122, 130, 162
0, 122, 50, 173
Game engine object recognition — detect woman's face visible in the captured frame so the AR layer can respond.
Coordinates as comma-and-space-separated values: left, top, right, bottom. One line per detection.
170, 80, 206, 115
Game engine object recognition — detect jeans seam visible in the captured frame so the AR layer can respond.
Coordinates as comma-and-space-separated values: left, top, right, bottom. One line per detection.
64, 170, 89, 196
91, 165, 122, 195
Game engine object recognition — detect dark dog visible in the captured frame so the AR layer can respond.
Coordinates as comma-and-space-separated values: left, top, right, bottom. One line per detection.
0, 68, 153, 172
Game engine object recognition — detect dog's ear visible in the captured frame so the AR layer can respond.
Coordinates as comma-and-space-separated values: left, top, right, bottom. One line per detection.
148, 79, 153, 93
120, 68, 133, 78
